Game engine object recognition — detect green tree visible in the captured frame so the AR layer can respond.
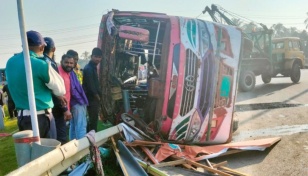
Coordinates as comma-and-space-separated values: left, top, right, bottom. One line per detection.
299, 30, 308, 41
81, 51, 90, 60
299, 30, 308, 57
304, 12, 308, 29
231, 18, 242, 27
242, 22, 258, 33
288, 27, 299, 37
271, 23, 287, 38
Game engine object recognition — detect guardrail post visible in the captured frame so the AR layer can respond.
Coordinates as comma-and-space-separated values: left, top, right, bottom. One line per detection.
31, 138, 61, 160
12, 130, 33, 167
13, 130, 61, 167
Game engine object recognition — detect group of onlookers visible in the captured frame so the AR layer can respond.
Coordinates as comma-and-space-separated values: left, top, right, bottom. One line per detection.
5, 30, 103, 144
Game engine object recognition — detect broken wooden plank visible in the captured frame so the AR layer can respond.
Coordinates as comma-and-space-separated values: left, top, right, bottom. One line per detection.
169, 156, 195, 170
136, 158, 169, 176
205, 159, 213, 168
124, 140, 162, 147
211, 161, 228, 168
140, 146, 159, 164
144, 147, 155, 162
210, 161, 249, 175
125, 143, 158, 147
216, 165, 249, 176
185, 159, 232, 176
129, 146, 143, 159
133, 140, 163, 145
154, 159, 186, 168
158, 166, 210, 176
171, 155, 232, 176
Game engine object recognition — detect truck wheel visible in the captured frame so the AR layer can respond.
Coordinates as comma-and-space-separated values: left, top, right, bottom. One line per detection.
261, 73, 271, 84
290, 63, 300, 83
239, 71, 256, 92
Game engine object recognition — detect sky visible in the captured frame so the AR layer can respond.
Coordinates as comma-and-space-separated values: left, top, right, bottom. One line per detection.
0, 0, 307, 68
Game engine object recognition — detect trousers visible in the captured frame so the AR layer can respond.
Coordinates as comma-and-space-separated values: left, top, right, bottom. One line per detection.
17, 112, 50, 138
87, 104, 100, 132
8, 101, 17, 118
70, 104, 87, 140
52, 107, 67, 145
48, 113, 57, 139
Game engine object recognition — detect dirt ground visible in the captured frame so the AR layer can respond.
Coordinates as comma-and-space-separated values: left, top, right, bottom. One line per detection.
210, 106, 308, 176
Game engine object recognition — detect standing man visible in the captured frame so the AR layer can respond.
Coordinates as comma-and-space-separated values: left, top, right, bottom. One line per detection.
43, 37, 58, 71
0, 88, 4, 120
82, 47, 102, 132
43, 37, 71, 143
66, 50, 82, 84
5, 30, 65, 138
58, 54, 73, 119
0, 88, 3, 130
63, 52, 88, 139
2, 83, 17, 119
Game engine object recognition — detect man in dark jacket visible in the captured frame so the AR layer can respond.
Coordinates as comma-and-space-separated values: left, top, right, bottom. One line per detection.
82, 47, 102, 132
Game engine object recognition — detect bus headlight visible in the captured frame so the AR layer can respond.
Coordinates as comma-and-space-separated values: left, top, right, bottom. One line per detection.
185, 111, 201, 141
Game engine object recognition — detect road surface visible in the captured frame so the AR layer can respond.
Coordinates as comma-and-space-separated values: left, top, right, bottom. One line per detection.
212, 69, 308, 176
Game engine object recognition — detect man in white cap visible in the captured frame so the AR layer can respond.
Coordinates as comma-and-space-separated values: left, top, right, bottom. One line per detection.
5, 30, 66, 138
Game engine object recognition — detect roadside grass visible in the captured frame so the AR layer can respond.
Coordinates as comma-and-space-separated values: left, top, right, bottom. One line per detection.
0, 108, 122, 176
0, 105, 18, 176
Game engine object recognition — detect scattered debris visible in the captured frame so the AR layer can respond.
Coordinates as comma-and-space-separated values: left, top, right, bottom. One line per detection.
111, 137, 148, 176
105, 123, 281, 176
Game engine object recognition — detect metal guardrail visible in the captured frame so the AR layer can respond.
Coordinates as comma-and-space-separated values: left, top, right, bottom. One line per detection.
7, 124, 124, 176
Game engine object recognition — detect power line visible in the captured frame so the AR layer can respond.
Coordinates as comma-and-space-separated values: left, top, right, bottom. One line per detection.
196, 12, 203, 18
0, 37, 97, 51
0, 23, 99, 40
0, 33, 98, 49
1, 7, 308, 57
0, 11, 107, 30
198, 4, 307, 27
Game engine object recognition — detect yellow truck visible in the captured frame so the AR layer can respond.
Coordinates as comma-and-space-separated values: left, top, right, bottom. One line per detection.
202, 4, 305, 92
239, 37, 305, 91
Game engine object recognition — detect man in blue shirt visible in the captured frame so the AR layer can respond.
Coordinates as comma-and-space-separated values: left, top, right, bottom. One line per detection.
43, 37, 71, 144
5, 30, 66, 138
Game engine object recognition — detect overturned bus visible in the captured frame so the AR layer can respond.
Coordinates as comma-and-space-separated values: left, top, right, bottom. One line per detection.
97, 10, 242, 144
